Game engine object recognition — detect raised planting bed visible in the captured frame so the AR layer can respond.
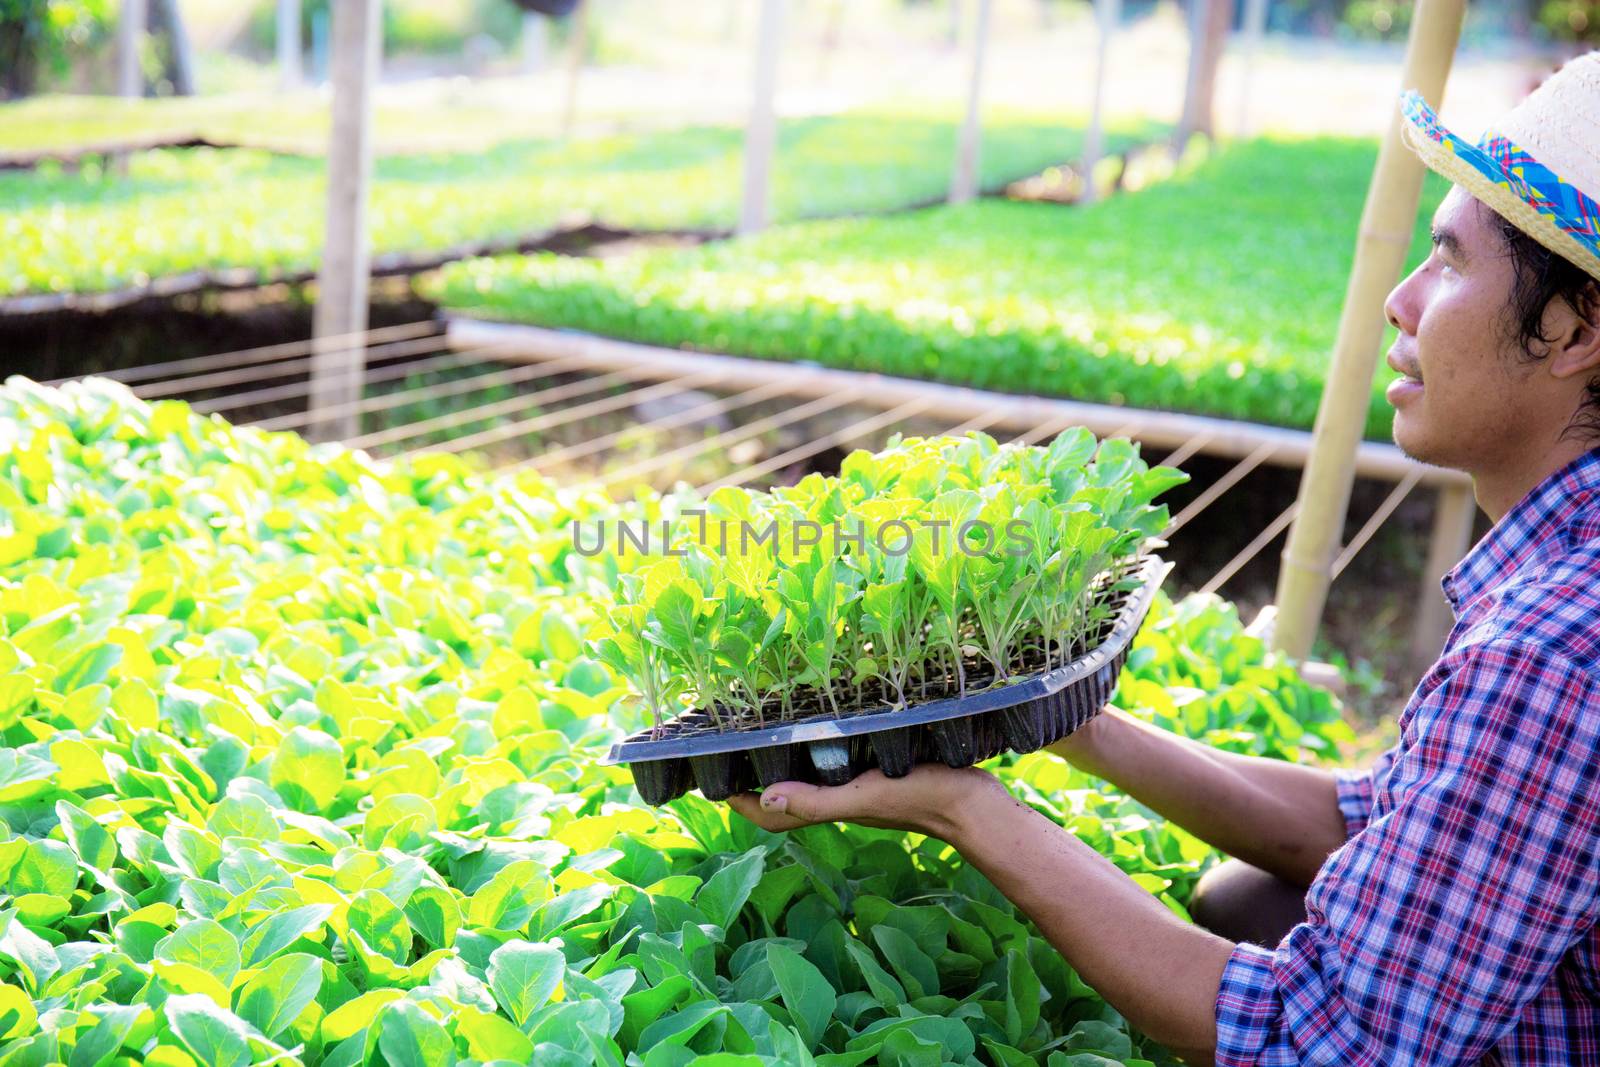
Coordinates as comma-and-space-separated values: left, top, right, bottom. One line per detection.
607, 553, 1169, 803
431, 137, 1449, 439
1, 109, 1162, 301
584, 429, 1188, 804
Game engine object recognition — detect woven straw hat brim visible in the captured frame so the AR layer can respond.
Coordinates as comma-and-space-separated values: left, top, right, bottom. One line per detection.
1400, 99, 1600, 282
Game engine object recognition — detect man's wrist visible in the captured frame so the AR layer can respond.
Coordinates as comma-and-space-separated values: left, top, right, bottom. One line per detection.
1047, 706, 1114, 772
932, 768, 1020, 848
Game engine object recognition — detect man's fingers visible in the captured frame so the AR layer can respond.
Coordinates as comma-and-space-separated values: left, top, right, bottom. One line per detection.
763, 776, 874, 822
727, 791, 811, 832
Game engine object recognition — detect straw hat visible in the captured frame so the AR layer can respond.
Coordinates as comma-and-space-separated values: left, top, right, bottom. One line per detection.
1399, 52, 1600, 281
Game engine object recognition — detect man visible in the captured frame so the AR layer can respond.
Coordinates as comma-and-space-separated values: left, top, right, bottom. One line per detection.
729, 52, 1600, 1066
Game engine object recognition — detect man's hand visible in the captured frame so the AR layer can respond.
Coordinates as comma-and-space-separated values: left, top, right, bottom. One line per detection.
726, 763, 1006, 842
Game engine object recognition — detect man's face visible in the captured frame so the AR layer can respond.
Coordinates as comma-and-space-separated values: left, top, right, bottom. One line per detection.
1383, 185, 1542, 473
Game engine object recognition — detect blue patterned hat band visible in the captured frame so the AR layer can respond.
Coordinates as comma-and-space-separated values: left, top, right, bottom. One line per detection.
1398, 53, 1600, 281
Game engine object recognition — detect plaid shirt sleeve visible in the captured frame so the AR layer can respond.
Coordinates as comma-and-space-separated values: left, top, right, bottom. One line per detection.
1214, 639, 1600, 1066
1329, 745, 1397, 839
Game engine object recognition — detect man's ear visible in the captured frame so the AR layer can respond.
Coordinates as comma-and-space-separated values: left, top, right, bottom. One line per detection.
1549, 280, 1600, 380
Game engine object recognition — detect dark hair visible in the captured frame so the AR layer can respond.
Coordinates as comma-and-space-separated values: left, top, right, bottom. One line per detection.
1489, 207, 1600, 443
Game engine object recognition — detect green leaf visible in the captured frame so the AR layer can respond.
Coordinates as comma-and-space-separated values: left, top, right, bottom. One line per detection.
695, 850, 765, 932
1002, 949, 1041, 1045
404, 884, 461, 949
234, 952, 322, 1040
456, 1005, 536, 1062
378, 1000, 457, 1067
321, 988, 406, 1044
67, 1003, 140, 1067
0, 909, 59, 992
240, 904, 333, 967
9, 838, 76, 897
468, 858, 550, 931
347, 888, 412, 965
362, 793, 437, 851
0, 982, 36, 1041
158, 919, 241, 987
531, 883, 614, 940
766, 944, 835, 1051
162, 821, 222, 881
871, 925, 937, 1001
0, 751, 58, 799
1061, 1020, 1134, 1059
844, 939, 905, 1008
620, 974, 695, 1048
54, 801, 117, 875
269, 726, 345, 813
487, 940, 565, 1028
164, 994, 253, 1067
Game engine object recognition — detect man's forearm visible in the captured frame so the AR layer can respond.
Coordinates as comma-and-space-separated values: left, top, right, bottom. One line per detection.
940, 781, 1234, 1064
1049, 707, 1348, 887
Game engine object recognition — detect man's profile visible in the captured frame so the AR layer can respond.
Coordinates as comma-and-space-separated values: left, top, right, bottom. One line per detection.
730, 51, 1600, 1066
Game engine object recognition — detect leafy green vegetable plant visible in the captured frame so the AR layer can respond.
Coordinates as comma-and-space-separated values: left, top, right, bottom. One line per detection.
0, 375, 1345, 1066
591, 430, 1184, 734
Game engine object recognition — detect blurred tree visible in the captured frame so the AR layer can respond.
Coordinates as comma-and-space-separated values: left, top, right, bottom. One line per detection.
0, 0, 110, 97
1177, 0, 1235, 140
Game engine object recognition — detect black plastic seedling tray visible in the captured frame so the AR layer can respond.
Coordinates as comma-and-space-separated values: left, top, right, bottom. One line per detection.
603, 555, 1171, 804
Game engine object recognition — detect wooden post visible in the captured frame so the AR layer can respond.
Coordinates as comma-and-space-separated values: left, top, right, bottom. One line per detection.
149, 0, 195, 95
309, 0, 381, 443
522, 11, 546, 75
815, 0, 844, 83
278, 0, 302, 89
1235, 0, 1269, 137
949, 0, 992, 205
1173, 0, 1205, 152
560, 1, 588, 140
1408, 482, 1477, 672
118, 0, 146, 98
1271, 0, 1466, 660
1081, 0, 1118, 203
739, 0, 784, 235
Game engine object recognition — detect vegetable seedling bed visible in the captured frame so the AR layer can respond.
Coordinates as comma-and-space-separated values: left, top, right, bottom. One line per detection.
604, 554, 1171, 803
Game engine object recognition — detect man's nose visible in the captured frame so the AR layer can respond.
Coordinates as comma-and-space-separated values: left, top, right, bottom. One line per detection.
1384, 268, 1421, 334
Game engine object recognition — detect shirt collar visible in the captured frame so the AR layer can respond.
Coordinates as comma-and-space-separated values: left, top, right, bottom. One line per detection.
1442, 444, 1600, 615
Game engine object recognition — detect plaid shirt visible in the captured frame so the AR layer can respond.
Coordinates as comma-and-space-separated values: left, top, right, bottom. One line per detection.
1215, 445, 1600, 1066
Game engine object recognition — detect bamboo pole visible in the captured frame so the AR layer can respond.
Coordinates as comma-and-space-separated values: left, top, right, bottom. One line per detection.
560, 1, 588, 140
118, 0, 146, 98
277, 0, 302, 90
309, 0, 381, 443
152, 0, 195, 95
1081, 0, 1119, 203
739, 0, 785, 235
1271, 0, 1466, 660
949, 0, 992, 204
1408, 482, 1477, 671
522, 11, 546, 75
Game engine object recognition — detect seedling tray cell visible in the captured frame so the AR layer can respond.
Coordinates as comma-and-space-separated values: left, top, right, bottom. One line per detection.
603, 555, 1171, 805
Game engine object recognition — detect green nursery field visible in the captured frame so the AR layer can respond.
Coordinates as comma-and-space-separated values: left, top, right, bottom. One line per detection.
0, 94, 604, 158
432, 137, 1446, 438
0, 375, 1350, 1066
0, 110, 1161, 299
